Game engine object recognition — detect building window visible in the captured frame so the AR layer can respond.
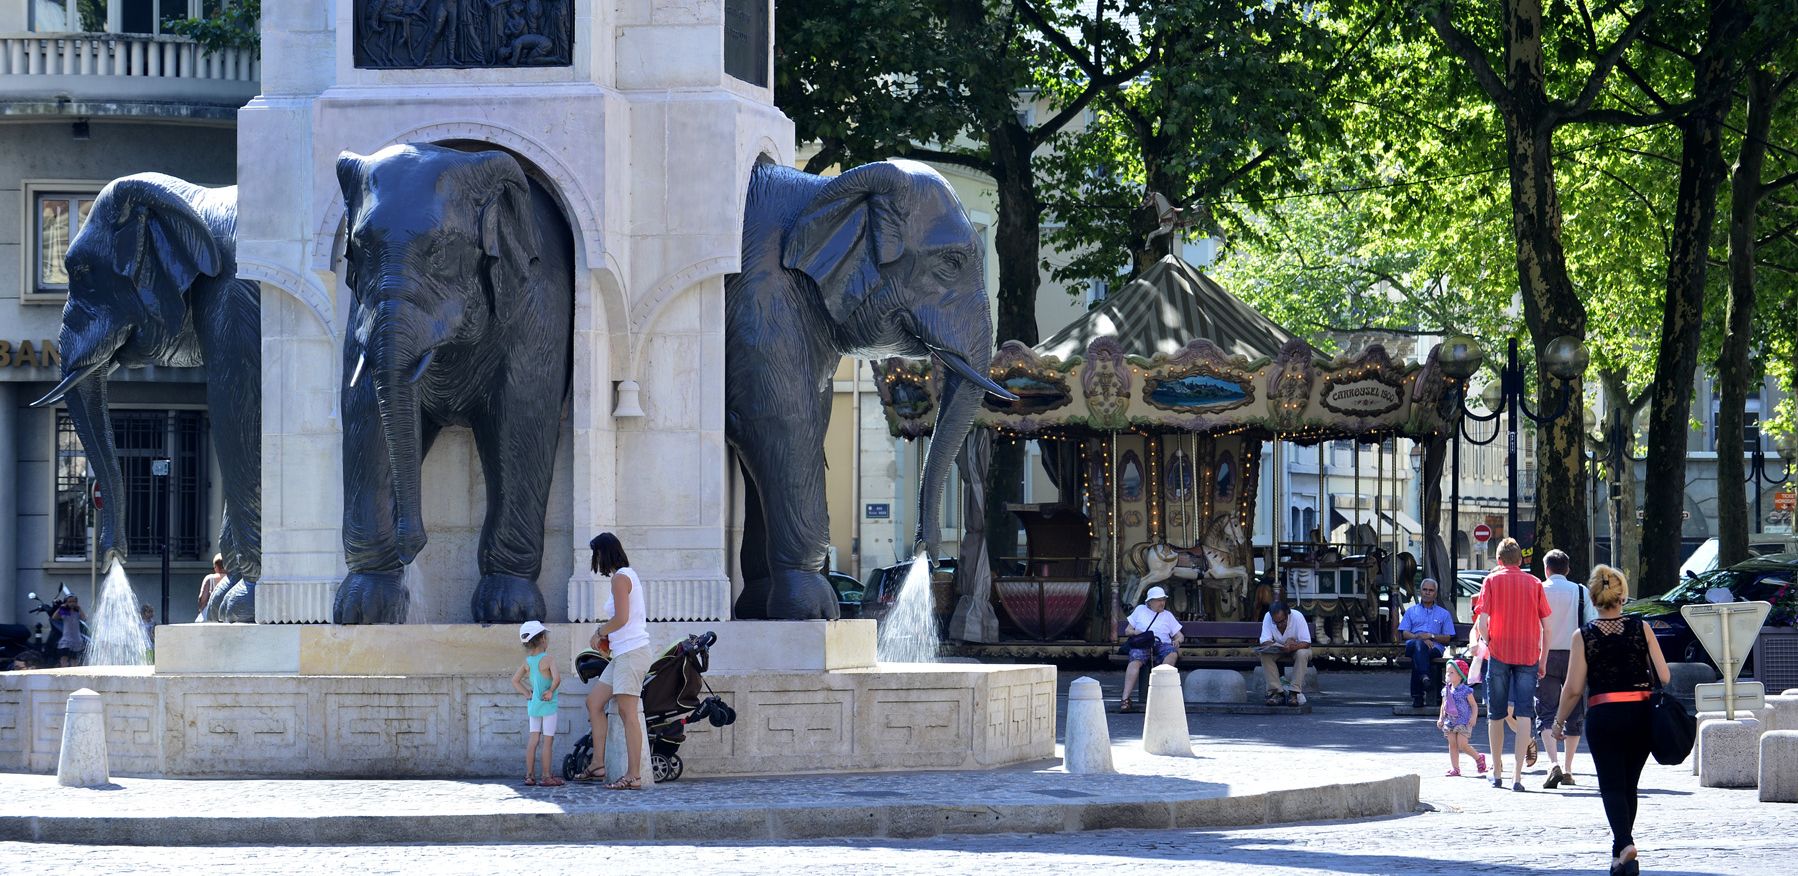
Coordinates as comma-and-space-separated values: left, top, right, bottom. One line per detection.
1711, 392, 1763, 453
24, 183, 103, 302
54, 410, 209, 562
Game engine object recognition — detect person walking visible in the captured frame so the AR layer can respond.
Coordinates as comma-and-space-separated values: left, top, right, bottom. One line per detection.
1118, 585, 1183, 712
1551, 564, 1669, 876
574, 532, 650, 790
1437, 658, 1486, 776
1537, 548, 1596, 789
1400, 577, 1456, 707
1473, 537, 1551, 791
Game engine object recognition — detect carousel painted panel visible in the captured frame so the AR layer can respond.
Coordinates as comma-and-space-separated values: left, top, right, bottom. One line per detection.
873, 338, 1456, 441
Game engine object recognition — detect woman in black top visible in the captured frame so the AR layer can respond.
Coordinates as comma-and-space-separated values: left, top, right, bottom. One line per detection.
1552, 565, 1670, 876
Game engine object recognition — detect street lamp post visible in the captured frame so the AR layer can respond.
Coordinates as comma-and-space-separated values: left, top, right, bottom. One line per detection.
1746, 434, 1798, 535
1438, 335, 1588, 570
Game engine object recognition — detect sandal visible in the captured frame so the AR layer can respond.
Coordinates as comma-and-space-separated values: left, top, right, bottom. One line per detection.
1118, 700, 1137, 713
1445, 769, 1461, 777
1264, 692, 1281, 706
538, 777, 566, 787
604, 776, 643, 791
572, 768, 606, 783
1474, 753, 1487, 774
523, 776, 537, 786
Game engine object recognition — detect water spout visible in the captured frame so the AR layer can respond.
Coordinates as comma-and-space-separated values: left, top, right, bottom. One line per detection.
876, 551, 942, 663
87, 564, 150, 666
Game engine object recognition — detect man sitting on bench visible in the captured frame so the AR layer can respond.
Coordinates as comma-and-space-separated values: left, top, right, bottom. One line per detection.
1256, 601, 1311, 707
1400, 577, 1456, 708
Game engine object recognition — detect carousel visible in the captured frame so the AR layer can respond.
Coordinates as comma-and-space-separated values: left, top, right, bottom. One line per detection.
874, 255, 1463, 660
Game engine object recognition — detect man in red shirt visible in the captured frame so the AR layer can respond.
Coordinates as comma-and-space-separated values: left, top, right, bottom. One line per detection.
1473, 537, 1552, 791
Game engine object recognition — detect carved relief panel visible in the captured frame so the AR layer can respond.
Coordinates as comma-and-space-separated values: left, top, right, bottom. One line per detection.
353, 0, 574, 69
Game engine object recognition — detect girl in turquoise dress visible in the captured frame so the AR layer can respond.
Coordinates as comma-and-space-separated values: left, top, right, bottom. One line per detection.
511, 620, 563, 786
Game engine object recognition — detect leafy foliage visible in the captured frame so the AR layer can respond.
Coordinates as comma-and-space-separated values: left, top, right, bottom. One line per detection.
163, 0, 260, 58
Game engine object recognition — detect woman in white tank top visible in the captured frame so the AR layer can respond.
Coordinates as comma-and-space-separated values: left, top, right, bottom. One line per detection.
576, 532, 651, 789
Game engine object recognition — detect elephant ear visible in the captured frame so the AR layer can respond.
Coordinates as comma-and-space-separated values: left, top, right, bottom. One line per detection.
782, 161, 911, 325
104, 175, 221, 318
474, 153, 540, 326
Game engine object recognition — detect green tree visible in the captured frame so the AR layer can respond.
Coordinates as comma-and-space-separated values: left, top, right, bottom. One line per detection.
163, 0, 260, 56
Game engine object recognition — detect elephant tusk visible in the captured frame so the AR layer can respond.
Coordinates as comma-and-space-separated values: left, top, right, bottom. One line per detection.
348, 353, 367, 388
28, 360, 110, 408
927, 345, 1018, 401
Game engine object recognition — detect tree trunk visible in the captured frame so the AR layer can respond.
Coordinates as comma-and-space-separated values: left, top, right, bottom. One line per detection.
1497, 0, 1589, 580
1639, 5, 1749, 597
1715, 69, 1774, 568
983, 118, 1042, 573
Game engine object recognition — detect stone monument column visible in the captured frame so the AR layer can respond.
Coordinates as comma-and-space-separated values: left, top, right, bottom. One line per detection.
239, 0, 791, 623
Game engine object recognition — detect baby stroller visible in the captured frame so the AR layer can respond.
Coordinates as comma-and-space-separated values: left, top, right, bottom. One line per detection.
562, 631, 737, 783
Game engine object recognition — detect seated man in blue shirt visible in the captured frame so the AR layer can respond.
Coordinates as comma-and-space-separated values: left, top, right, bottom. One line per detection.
1400, 577, 1456, 707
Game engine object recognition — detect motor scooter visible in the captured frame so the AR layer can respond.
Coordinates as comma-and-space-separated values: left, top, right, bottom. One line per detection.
25, 588, 86, 662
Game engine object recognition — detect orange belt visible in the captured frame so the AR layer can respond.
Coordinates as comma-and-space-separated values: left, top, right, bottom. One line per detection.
1588, 690, 1652, 707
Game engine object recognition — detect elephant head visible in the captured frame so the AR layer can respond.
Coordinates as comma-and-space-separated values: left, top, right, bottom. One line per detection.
30, 174, 224, 570
335, 144, 541, 565
781, 160, 1015, 559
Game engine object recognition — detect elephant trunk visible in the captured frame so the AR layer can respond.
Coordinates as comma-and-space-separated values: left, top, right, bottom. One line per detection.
371, 340, 428, 565
67, 375, 126, 571
915, 346, 993, 560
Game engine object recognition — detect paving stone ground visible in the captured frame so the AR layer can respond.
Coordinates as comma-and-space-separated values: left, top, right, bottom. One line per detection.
4, 668, 1789, 873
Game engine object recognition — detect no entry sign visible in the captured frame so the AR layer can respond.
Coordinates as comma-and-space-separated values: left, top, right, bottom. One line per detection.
1472, 523, 1492, 544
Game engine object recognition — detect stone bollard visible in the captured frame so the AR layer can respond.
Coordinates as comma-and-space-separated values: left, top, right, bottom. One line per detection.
1142, 665, 1194, 757
1183, 668, 1247, 704
603, 702, 655, 789
1064, 677, 1114, 774
1698, 716, 1762, 789
1693, 711, 1728, 775
57, 689, 109, 787
1759, 730, 1798, 803
1758, 694, 1798, 735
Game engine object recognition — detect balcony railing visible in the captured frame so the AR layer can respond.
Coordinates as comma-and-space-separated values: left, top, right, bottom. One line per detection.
0, 32, 258, 114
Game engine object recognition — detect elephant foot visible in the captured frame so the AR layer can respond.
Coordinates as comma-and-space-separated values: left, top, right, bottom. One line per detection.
765, 569, 841, 620
471, 573, 546, 624
333, 570, 410, 624
216, 580, 256, 623
734, 577, 772, 620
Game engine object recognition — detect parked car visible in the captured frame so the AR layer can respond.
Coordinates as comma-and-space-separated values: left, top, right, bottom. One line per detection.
1450, 568, 1489, 625
1623, 552, 1798, 668
856, 557, 956, 623
828, 572, 866, 618
1677, 535, 1798, 580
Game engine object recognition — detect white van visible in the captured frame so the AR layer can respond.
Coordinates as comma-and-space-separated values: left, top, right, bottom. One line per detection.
1678, 535, 1798, 579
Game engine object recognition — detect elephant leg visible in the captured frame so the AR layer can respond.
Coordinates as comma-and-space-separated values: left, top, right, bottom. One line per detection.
733, 465, 773, 619
202, 319, 261, 622
468, 406, 553, 623
334, 377, 409, 624
730, 414, 839, 620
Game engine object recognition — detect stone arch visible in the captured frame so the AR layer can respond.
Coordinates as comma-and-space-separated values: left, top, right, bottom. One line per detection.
236, 258, 334, 337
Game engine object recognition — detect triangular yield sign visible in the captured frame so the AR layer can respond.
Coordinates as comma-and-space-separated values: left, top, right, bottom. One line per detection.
1679, 601, 1772, 680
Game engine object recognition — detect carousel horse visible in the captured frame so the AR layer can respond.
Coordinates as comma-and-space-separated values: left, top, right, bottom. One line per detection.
1127, 516, 1251, 618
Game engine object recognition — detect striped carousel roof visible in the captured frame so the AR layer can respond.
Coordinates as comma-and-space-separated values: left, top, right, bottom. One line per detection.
1034, 255, 1295, 362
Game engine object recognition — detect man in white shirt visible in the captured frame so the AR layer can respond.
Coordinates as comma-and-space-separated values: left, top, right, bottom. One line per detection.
1258, 601, 1312, 707
1119, 586, 1184, 712
1536, 549, 1596, 788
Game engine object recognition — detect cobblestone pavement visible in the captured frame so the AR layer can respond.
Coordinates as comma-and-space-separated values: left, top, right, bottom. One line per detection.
5, 669, 1788, 874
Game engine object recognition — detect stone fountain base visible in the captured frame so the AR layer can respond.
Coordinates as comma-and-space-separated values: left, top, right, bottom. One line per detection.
0, 622, 1055, 779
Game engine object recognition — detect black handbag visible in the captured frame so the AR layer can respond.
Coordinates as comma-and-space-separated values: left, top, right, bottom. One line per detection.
1648, 684, 1696, 765
1119, 611, 1163, 654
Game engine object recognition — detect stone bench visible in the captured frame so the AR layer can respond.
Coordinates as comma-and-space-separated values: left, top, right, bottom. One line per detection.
1183, 668, 1247, 704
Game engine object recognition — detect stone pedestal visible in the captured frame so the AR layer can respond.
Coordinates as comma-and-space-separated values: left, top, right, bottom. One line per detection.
1759, 730, 1798, 803
55, 689, 108, 787
1698, 716, 1762, 789
1143, 666, 1193, 757
1758, 694, 1798, 734
1183, 669, 1247, 704
1063, 676, 1113, 774
3, 623, 1055, 779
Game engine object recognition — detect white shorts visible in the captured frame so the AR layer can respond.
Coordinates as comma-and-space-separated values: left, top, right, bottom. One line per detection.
528, 713, 558, 737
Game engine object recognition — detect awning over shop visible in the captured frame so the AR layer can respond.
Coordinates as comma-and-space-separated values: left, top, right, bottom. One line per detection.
1384, 510, 1423, 536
